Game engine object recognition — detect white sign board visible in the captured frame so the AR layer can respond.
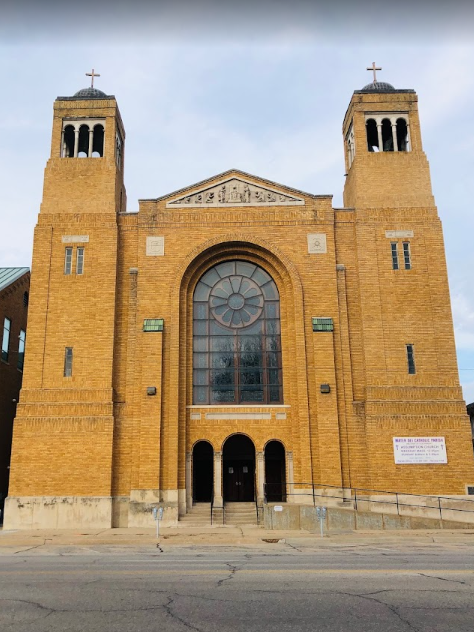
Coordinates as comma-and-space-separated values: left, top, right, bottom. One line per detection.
62, 235, 89, 243
385, 230, 414, 239
274, 505, 283, 512
393, 437, 447, 464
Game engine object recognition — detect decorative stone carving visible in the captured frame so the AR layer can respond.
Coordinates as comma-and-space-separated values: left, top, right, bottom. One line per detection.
385, 230, 414, 238
307, 233, 327, 254
62, 235, 89, 243
166, 177, 305, 208
146, 236, 165, 256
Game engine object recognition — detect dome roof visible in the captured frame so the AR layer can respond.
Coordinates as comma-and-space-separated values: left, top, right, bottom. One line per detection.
73, 87, 108, 98
361, 81, 396, 92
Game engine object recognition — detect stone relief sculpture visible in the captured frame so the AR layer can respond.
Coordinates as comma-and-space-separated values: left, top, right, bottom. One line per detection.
167, 178, 304, 207
229, 185, 242, 202
218, 186, 226, 203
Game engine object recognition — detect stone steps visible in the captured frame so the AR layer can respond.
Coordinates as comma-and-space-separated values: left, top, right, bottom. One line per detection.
179, 503, 213, 526
224, 502, 261, 526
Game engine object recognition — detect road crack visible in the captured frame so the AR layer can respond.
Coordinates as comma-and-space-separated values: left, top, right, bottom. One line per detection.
217, 562, 239, 587
163, 595, 204, 631
418, 572, 469, 586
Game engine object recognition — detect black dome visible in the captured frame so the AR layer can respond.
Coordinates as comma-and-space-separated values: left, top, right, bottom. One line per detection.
73, 87, 108, 98
361, 81, 396, 92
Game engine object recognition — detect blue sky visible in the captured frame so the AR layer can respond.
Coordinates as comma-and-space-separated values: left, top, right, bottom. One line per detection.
1, 2, 474, 402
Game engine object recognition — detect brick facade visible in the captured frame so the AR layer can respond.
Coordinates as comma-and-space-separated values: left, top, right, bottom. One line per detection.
0, 269, 29, 515
5, 83, 474, 529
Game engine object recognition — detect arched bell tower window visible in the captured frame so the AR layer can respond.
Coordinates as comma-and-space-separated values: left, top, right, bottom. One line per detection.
381, 118, 393, 151
77, 124, 90, 157
365, 114, 410, 153
61, 119, 106, 158
193, 260, 283, 405
366, 119, 379, 152
92, 124, 104, 157
396, 118, 408, 151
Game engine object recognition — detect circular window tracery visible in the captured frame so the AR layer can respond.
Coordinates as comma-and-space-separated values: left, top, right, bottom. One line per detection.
193, 260, 283, 405
210, 274, 264, 328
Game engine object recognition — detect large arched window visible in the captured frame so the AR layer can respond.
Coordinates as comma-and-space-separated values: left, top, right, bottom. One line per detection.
193, 260, 283, 405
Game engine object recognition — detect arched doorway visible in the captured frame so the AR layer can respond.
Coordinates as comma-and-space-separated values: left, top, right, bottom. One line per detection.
223, 434, 255, 502
192, 441, 214, 502
265, 440, 286, 502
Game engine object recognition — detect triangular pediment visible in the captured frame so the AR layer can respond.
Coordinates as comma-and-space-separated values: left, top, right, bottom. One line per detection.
162, 170, 307, 208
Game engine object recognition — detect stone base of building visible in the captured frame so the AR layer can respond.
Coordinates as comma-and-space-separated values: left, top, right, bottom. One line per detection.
4, 491, 182, 530
3, 496, 113, 529
127, 489, 179, 528
264, 500, 474, 531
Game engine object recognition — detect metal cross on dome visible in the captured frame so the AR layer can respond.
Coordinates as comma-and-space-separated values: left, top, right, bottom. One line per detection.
86, 68, 101, 88
366, 62, 382, 83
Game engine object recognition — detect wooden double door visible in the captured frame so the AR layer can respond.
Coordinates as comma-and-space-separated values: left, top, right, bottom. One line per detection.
223, 459, 255, 502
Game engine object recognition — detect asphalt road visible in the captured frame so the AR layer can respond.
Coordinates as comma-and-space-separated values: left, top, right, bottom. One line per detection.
1, 542, 473, 631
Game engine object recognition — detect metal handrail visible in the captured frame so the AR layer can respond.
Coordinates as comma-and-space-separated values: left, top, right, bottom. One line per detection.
263, 481, 474, 520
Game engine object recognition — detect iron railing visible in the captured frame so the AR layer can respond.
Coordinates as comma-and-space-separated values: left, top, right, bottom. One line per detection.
263, 482, 474, 522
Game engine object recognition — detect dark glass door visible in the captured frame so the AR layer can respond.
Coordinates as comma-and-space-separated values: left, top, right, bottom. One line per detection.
224, 460, 254, 501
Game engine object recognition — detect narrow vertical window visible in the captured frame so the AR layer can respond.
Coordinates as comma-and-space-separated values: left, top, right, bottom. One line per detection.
391, 242, 399, 270
406, 344, 416, 374
2, 317, 11, 362
64, 347, 73, 377
403, 242, 411, 270
76, 247, 84, 275
64, 247, 73, 275
18, 329, 26, 371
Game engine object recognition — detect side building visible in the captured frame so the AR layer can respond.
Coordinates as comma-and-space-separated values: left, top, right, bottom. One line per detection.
0, 267, 30, 519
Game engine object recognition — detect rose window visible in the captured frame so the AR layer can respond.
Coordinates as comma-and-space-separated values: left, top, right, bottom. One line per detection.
193, 260, 283, 405
210, 275, 263, 328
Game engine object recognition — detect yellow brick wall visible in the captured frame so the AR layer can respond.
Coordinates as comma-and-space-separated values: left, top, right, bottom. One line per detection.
8, 88, 474, 514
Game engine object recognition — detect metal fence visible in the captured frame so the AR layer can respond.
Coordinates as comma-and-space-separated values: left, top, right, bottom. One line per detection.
263, 482, 474, 522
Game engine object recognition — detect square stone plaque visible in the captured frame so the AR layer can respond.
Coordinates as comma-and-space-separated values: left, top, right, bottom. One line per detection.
146, 236, 164, 256
307, 233, 327, 254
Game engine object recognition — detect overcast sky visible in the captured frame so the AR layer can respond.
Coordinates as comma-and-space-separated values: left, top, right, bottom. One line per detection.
1, 1, 474, 402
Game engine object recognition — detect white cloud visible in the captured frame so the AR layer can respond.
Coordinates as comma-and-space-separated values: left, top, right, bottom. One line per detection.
416, 45, 474, 129
452, 292, 474, 352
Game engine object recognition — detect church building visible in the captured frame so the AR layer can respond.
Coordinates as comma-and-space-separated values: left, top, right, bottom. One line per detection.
5, 70, 474, 529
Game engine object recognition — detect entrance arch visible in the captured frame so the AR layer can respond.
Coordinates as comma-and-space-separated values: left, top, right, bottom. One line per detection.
223, 434, 255, 502
192, 441, 214, 502
265, 440, 286, 502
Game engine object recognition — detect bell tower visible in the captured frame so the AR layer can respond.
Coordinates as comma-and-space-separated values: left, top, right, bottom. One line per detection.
342, 66, 434, 209
338, 67, 474, 494
6, 75, 126, 529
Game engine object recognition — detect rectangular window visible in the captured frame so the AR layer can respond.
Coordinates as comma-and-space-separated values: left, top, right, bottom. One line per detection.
64, 347, 73, 377
391, 242, 399, 270
406, 344, 416, 374
76, 247, 84, 275
64, 247, 73, 275
18, 329, 26, 371
403, 241, 411, 270
2, 317, 11, 362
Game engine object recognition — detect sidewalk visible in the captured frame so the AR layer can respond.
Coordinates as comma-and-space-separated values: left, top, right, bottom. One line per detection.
1, 525, 474, 550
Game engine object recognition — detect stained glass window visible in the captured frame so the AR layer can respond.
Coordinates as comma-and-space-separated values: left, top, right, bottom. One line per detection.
193, 261, 283, 404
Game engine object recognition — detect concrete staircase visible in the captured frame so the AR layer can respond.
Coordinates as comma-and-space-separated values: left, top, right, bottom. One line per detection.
224, 502, 261, 526
179, 503, 212, 526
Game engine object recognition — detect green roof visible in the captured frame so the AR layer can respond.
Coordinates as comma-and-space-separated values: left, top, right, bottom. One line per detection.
0, 267, 30, 293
